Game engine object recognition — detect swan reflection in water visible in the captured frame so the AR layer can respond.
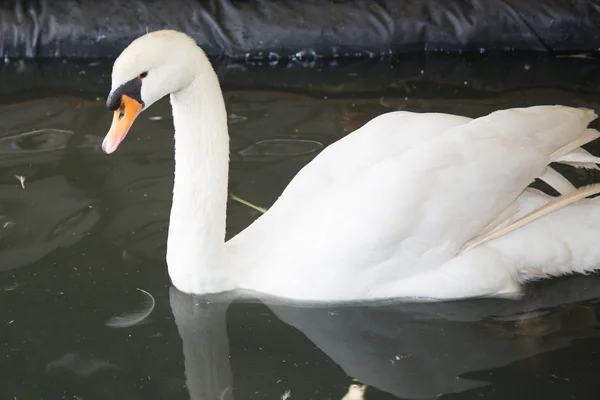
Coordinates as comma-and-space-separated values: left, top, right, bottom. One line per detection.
168, 275, 600, 399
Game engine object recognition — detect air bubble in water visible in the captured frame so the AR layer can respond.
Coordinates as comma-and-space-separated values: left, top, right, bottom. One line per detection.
268, 52, 279, 66
292, 49, 317, 63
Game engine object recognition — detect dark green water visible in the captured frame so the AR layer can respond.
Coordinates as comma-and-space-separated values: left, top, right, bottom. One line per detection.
1, 54, 600, 399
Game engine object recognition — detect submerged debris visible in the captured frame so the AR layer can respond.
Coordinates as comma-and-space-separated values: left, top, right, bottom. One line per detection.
220, 387, 231, 400
2, 220, 16, 230
230, 194, 267, 214
228, 113, 248, 124
46, 352, 118, 377
556, 53, 594, 60
342, 379, 367, 400
106, 288, 155, 328
14, 175, 25, 189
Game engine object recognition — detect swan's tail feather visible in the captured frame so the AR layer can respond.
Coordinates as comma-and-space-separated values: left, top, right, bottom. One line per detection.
562, 161, 600, 170
537, 167, 577, 195
462, 183, 600, 253
478, 200, 520, 237
551, 128, 600, 161
554, 146, 600, 170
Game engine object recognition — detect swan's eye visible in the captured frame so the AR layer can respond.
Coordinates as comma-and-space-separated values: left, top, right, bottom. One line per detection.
139, 71, 148, 79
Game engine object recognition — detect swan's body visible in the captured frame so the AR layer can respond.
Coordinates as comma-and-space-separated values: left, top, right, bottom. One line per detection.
102, 30, 600, 302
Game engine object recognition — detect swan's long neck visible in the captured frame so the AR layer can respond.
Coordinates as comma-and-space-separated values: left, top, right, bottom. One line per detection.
166, 66, 233, 294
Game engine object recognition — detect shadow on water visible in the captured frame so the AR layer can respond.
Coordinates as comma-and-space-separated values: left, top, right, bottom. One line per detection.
1, 54, 600, 399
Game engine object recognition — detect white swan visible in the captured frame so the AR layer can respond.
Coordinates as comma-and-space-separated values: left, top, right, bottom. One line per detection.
101, 30, 600, 302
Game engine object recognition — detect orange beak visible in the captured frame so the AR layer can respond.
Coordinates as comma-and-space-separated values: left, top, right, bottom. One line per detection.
102, 95, 143, 154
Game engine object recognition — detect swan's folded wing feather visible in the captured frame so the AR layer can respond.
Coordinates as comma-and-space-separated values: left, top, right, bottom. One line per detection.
461, 183, 600, 253
537, 167, 576, 195
478, 200, 520, 237
554, 146, 600, 170
551, 128, 600, 161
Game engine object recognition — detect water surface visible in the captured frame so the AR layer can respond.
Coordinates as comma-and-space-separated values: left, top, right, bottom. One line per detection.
1, 54, 600, 399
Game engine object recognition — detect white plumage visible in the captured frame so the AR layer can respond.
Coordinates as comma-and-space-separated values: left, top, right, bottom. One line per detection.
103, 30, 600, 302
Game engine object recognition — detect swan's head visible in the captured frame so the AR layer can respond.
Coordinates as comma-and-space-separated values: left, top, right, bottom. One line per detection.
102, 30, 203, 154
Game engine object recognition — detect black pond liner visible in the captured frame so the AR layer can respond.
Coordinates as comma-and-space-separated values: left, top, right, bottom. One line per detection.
0, 0, 599, 59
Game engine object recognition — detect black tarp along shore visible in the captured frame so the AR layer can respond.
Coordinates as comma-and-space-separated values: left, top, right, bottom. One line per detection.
0, 0, 599, 60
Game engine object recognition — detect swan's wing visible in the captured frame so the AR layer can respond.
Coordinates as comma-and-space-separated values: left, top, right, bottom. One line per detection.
484, 128, 600, 233
465, 127, 600, 245
326, 106, 597, 265
235, 106, 597, 301
229, 111, 473, 244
